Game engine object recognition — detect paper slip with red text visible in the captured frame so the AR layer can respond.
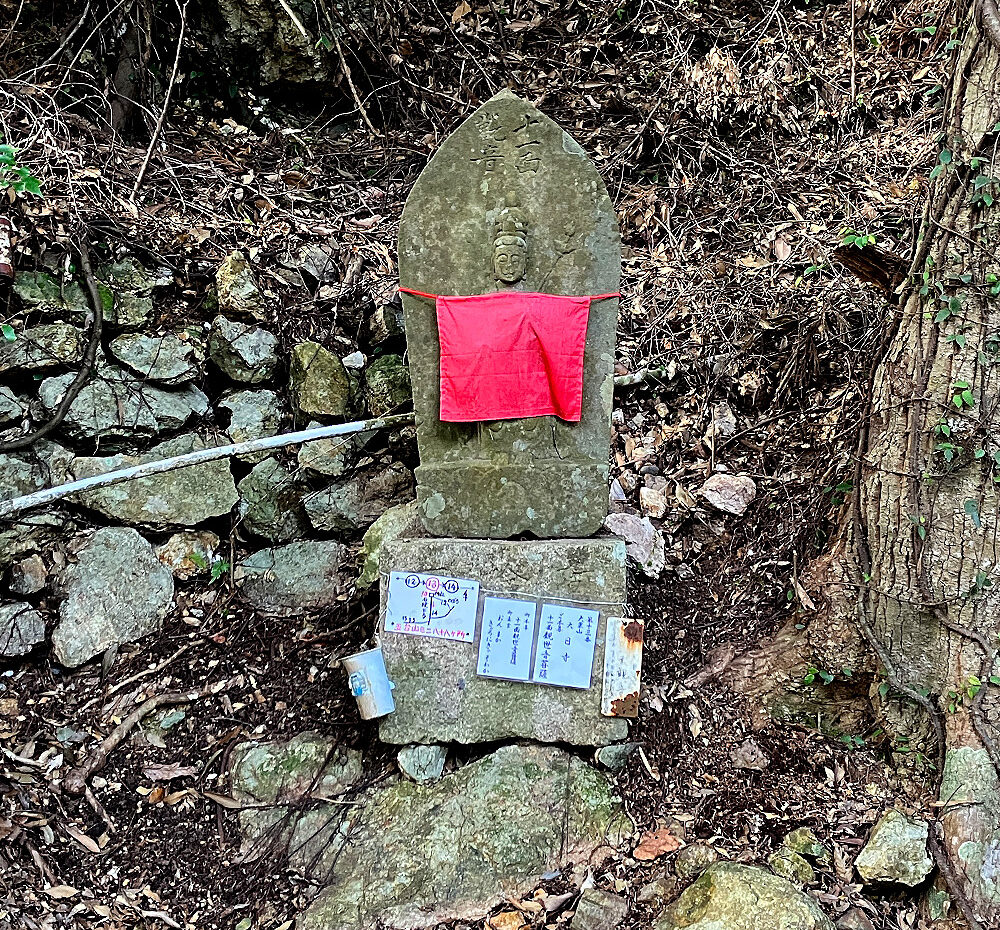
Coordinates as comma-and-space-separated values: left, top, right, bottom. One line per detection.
385, 571, 480, 642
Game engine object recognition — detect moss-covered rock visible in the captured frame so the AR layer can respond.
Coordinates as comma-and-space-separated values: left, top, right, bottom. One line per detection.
657, 862, 833, 930
289, 341, 350, 419
364, 354, 411, 416
300, 744, 627, 930
0, 323, 84, 372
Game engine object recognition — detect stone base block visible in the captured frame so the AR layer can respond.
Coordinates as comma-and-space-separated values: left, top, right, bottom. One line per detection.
378, 536, 629, 746
415, 461, 610, 538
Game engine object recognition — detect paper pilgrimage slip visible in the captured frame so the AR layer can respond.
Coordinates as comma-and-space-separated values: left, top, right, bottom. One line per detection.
532, 604, 600, 689
601, 616, 644, 717
476, 597, 537, 682
385, 571, 480, 642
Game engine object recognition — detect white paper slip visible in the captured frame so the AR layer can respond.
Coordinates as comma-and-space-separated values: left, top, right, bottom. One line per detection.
384, 571, 480, 642
476, 597, 537, 682
601, 616, 644, 717
532, 604, 599, 689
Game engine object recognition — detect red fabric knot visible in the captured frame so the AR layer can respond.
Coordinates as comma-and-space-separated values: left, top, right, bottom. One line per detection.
400, 288, 618, 423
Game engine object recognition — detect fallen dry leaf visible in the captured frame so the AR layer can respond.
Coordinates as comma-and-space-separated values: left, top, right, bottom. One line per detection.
143, 763, 198, 782
633, 827, 683, 860
486, 911, 528, 930
45, 885, 79, 899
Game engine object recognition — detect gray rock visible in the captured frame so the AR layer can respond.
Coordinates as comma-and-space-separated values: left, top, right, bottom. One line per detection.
14, 264, 166, 329
236, 540, 346, 613
229, 732, 363, 873
304, 463, 415, 533
218, 389, 284, 463
379, 537, 629, 747
237, 458, 310, 541
39, 366, 209, 446
594, 743, 639, 772
342, 351, 366, 370
289, 341, 350, 419
636, 877, 677, 905
0, 512, 72, 569
155, 531, 221, 579
0, 603, 45, 656
13, 271, 93, 322
854, 810, 932, 886
571, 888, 628, 930
9, 554, 47, 595
52, 528, 174, 667
699, 473, 757, 516
99, 259, 171, 328
769, 849, 815, 886
0, 441, 73, 504
0, 386, 27, 425
209, 315, 280, 383
216, 251, 267, 321
674, 843, 720, 880
0, 323, 84, 372
297, 420, 349, 477
399, 90, 619, 538
397, 744, 447, 783
603, 512, 665, 579
368, 302, 405, 346
108, 332, 198, 384
299, 744, 628, 930
364, 354, 411, 416
356, 500, 421, 589
72, 435, 238, 527
656, 863, 833, 930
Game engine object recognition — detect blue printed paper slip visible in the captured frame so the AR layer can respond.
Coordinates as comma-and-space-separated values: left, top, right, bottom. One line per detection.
476, 597, 537, 682
531, 604, 599, 690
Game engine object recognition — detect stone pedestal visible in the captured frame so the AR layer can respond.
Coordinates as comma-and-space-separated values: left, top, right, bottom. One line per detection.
378, 536, 629, 746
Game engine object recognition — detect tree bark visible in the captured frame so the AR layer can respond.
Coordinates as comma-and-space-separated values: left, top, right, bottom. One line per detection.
815, 5, 1000, 920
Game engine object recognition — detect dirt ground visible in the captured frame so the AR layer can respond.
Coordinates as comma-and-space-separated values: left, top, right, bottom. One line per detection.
0, 1, 957, 928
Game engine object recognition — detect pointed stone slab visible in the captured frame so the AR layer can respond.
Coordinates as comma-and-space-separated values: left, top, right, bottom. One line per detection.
398, 90, 620, 538
378, 536, 629, 746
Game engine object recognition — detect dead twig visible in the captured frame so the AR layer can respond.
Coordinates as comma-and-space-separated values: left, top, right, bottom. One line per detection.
64, 689, 207, 796
132, 1, 188, 199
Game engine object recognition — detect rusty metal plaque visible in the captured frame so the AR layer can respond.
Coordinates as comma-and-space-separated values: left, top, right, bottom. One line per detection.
601, 616, 644, 718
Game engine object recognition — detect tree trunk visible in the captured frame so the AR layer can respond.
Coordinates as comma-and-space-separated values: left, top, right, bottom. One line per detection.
817, 4, 1000, 921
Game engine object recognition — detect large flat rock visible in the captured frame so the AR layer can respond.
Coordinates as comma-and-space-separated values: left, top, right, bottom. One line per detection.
379, 536, 628, 746
299, 744, 627, 930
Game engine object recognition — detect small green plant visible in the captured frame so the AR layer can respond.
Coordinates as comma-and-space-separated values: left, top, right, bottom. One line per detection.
841, 228, 875, 249
930, 148, 952, 180
804, 666, 835, 685
188, 550, 230, 583
908, 513, 928, 540
952, 380, 975, 409
0, 144, 41, 196
840, 734, 866, 749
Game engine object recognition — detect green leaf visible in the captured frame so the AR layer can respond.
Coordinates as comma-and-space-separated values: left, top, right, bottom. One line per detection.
0, 324, 15, 342
935, 307, 951, 323
940, 149, 952, 164
965, 498, 983, 528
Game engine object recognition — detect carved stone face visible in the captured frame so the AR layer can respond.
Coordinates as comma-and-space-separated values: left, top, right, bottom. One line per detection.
494, 236, 526, 284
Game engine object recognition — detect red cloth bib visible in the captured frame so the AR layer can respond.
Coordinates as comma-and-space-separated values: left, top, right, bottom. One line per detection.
400, 289, 617, 423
